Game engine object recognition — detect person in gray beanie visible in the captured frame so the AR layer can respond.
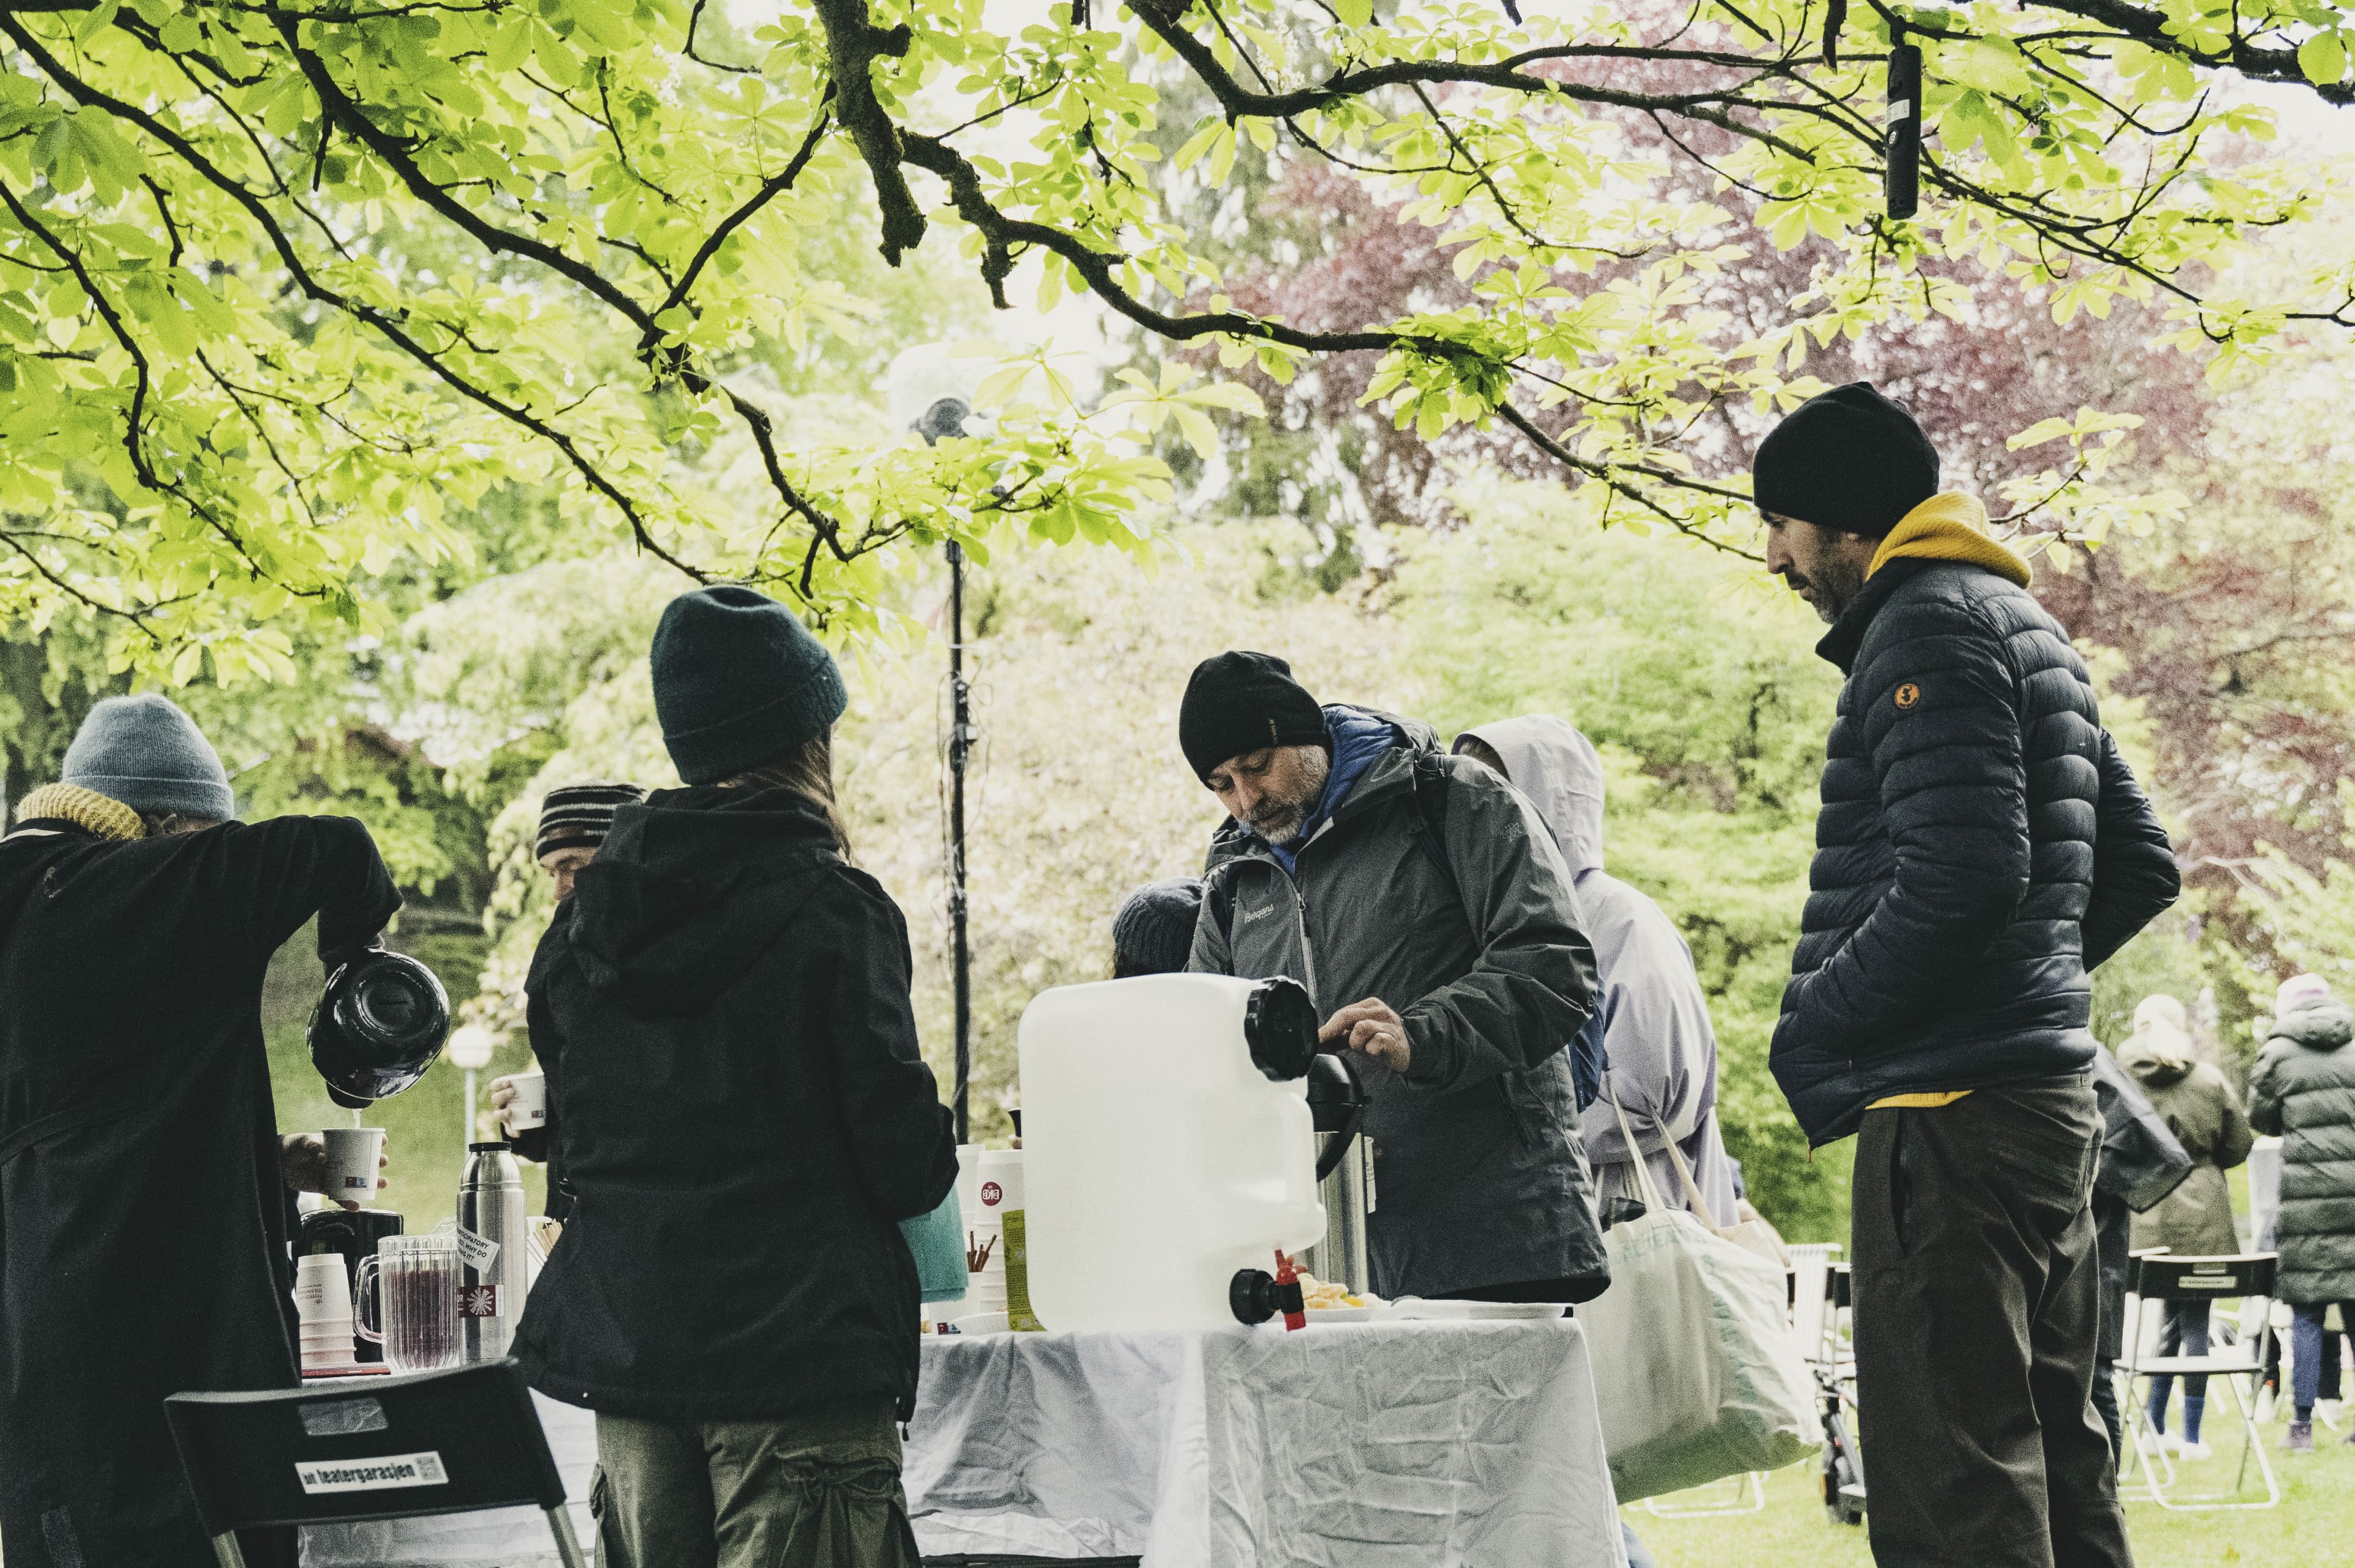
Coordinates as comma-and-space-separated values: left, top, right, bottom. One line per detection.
61, 691, 239, 828
0, 693, 399, 1567
1113, 877, 1205, 977
516, 586, 954, 1568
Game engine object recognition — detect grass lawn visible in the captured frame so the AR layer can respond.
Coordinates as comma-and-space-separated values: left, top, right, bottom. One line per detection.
1628, 1399, 2355, 1567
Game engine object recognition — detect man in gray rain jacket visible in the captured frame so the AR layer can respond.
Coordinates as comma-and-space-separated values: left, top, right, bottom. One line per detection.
1182, 653, 1607, 1303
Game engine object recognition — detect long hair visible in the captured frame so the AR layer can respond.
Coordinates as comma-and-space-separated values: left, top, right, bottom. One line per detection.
721, 730, 850, 858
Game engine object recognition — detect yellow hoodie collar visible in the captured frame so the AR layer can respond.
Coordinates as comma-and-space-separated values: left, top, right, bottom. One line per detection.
1867, 494, 2031, 588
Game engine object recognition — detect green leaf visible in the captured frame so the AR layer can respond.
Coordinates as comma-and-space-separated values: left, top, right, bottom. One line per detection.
2298, 31, 2348, 87
1334, 0, 1371, 24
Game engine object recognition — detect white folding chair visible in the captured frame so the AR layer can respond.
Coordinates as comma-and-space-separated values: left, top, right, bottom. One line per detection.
2117, 1254, 2281, 1511
1641, 1469, 1769, 1517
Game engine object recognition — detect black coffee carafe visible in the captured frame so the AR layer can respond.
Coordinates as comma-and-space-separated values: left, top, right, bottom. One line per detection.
310, 949, 451, 1108
297, 1206, 406, 1363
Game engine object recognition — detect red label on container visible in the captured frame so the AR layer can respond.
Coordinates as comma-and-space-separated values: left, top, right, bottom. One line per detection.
458, 1285, 499, 1319
980, 1181, 1003, 1206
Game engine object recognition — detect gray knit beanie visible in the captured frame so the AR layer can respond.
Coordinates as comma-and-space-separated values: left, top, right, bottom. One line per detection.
61, 694, 237, 822
1112, 878, 1206, 977
652, 586, 848, 786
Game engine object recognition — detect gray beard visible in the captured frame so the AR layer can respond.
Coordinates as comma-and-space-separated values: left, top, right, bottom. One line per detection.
1811, 556, 1871, 624
1242, 753, 1330, 845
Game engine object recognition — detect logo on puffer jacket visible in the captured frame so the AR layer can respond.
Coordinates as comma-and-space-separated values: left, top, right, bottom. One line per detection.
1894, 682, 1921, 710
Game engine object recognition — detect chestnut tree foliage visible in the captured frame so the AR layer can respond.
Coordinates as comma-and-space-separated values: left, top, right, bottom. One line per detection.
5, 0, 2355, 679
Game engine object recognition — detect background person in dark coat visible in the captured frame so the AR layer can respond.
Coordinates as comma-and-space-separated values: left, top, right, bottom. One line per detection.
514, 587, 957, 1567
1181, 652, 1608, 1304
492, 780, 646, 1223
1111, 876, 1204, 977
0, 695, 399, 1568
2084, 1040, 2192, 1459
1756, 384, 2180, 1568
2248, 973, 2355, 1454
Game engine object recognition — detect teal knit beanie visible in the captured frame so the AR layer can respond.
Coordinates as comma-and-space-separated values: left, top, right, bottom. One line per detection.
651, 586, 848, 786
62, 694, 238, 822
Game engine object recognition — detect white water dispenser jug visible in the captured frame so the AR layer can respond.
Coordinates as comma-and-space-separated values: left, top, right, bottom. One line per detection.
1020, 973, 1327, 1333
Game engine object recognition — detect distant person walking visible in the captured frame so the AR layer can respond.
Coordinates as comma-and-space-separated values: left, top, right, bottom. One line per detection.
1452, 716, 1736, 1226
2120, 994, 2253, 1460
1754, 382, 2179, 1568
2248, 973, 2355, 1454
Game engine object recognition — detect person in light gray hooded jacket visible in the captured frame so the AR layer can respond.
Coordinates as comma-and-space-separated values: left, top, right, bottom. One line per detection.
1454, 716, 1738, 1227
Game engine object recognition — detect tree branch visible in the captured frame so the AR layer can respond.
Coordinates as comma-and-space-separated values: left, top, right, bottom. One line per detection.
808, 0, 925, 262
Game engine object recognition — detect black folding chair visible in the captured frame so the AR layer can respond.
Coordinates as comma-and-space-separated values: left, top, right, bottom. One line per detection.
165, 1359, 587, 1567
2117, 1253, 2281, 1511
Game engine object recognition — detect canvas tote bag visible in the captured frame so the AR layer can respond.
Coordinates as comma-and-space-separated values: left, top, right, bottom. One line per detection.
1578, 1083, 1820, 1501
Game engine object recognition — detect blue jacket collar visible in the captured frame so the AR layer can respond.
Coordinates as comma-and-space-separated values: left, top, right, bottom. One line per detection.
1266, 707, 1399, 875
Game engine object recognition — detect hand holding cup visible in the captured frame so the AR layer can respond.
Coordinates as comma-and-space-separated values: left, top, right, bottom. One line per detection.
493, 1071, 547, 1135
288, 1127, 391, 1210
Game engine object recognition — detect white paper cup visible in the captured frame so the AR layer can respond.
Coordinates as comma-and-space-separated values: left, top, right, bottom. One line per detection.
956, 1144, 986, 1220
977, 1149, 1023, 1214
321, 1127, 386, 1201
504, 1071, 548, 1132
294, 1255, 354, 1322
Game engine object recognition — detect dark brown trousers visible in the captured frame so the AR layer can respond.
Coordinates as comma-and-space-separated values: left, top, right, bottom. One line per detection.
1851, 1077, 2135, 1568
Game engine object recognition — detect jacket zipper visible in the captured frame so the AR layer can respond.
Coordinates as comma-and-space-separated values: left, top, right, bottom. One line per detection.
1292, 875, 1319, 1000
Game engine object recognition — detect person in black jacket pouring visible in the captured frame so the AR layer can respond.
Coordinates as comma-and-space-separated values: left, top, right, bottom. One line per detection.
0, 694, 401, 1568
514, 586, 958, 1568
1756, 385, 2181, 1568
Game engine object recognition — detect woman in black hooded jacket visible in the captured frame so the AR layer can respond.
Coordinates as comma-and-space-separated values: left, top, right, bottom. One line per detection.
514, 586, 958, 1567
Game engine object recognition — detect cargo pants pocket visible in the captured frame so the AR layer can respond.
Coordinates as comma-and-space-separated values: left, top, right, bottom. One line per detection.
590, 1465, 630, 1568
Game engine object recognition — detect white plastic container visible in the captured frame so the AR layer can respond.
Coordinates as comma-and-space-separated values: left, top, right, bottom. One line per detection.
1020, 973, 1326, 1333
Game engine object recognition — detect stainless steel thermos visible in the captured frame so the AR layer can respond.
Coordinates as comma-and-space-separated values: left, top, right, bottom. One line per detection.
456, 1140, 530, 1361
1305, 1055, 1374, 1295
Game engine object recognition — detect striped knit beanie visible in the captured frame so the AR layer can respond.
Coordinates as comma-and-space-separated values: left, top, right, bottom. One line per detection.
536, 781, 645, 861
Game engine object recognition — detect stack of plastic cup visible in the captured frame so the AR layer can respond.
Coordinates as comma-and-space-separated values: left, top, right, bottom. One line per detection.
293, 1253, 359, 1373
958, 1145, 1007, 1317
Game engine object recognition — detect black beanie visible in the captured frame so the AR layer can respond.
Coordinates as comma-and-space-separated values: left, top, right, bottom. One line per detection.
651, 586, 849, 786
1178, 651, 1328, 780
1751, 382, 1940, 536
1112, 877, 1206, 976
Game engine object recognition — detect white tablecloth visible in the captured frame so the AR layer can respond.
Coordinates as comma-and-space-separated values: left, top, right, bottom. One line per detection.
301, 1319, 1627, 1568
906, 1319, 1628, 1567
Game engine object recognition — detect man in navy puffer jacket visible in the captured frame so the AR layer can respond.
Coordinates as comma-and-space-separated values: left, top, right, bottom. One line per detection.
1757, 383, 2179, 1568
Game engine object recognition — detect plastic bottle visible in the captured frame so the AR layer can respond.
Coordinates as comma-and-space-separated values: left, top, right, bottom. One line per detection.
1019, 973, 1325, 1332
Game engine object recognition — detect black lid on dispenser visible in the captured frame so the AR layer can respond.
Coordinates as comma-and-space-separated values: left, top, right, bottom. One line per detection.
1243, 976, 1319, 1082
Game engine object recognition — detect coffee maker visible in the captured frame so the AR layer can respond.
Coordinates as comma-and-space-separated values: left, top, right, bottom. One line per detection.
1304, 1054, 1373, 1295
298, 1206, 405, 1363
